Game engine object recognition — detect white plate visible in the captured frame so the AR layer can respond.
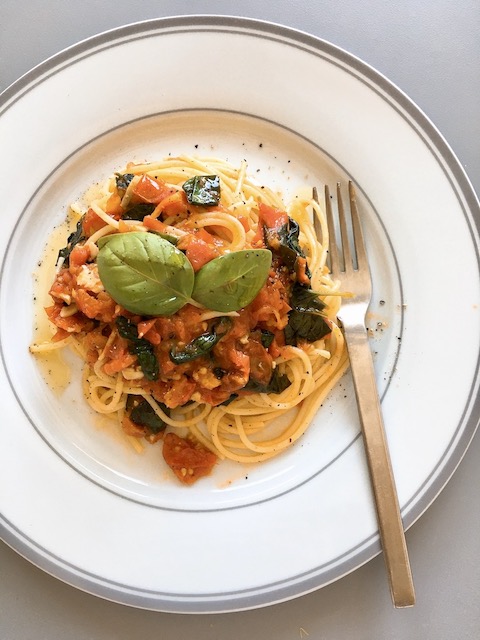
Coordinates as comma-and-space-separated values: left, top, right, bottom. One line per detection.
1, 17, 479, 613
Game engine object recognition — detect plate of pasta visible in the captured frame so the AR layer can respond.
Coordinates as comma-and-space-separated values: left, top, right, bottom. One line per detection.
1, 17, 479, 612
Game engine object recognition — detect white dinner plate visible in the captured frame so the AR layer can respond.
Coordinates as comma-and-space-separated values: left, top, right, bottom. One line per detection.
1, 17, 479, 613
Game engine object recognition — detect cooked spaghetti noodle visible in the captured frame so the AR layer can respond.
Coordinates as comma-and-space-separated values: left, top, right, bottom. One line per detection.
31, 155, 348, 483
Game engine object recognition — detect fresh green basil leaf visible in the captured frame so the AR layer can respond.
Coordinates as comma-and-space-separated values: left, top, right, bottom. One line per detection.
192, 249, 272, 312
97, 232, 194, 316
149, 231, 178, 245
182, 175, 220, 206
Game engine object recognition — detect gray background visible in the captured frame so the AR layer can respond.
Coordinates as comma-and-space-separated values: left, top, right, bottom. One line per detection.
1, 1, 479, 638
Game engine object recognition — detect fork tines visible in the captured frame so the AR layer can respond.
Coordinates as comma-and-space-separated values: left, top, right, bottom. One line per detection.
324, 182, 369, 275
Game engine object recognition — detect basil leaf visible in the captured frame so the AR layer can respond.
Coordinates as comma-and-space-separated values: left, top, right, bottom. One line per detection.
183, 175, 220, 206
57, 219, 85, 266
134, 342, 160, 381
115, 172, 135, 196
285, 284, 331, 344
243, 369, 291, 394
149, 231, 178, 245
170, 332, 219, 364
265, 218, 311, 280
169, 317, 232, 364
127, 396, 168, 433
289, 283, 326, 313
116, 315, 139, 342
284, 310, 331, 344
192, 249, 272, 312
97, 232, 194, 316
259, 329, 275, 349
116, 316, 159, 380
122, 203, 156, 220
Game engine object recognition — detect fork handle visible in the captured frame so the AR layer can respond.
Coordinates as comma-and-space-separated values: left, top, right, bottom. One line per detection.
344, 324, 415, 608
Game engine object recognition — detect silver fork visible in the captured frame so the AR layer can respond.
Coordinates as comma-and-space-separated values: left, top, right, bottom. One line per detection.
315, 182, 415, 608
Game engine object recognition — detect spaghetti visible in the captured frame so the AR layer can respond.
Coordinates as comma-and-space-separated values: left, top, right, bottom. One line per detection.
31, 155, 348, 484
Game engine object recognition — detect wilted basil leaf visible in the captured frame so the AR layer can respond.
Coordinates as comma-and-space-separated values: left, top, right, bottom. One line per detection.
289, 283, 326, 313
122, 203, 156, 220
127, 396, 168, 433
244, 368, 291, 394
285, 283, 331, 345
57, 219, 85, 266
115, 173, 135, 196
265, 217, 311, 280
284, 310, 331, 344
169, 317, 232, 364
260, 329, 275, 349
170, 332, 220, 364
182, 175, 220, 206
116, 316, 159, 381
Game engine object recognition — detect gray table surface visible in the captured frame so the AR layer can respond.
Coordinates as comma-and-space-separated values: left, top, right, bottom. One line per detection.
1, 1, 479, 638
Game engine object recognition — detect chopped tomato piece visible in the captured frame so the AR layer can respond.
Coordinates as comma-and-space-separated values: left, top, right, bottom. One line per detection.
105, 192, 124, 216
69, 244, 90, 267
102, 341, 137, 374
122, 414, 148, 438
241, 339, 273, 385
82, 208, 106, 237
81, 328, 109, 363
295, 256, 310, 286
163, 377, 196, 408
162, 432, 217, 485
49, 269, 75, 303
74, 289, 117, 323
194, 228, 216, 244
154, 191, 188, 218
137, 319, 161, 345
197, 338, 250, 404
45, 302, 93, 334
268, 331, 285, 358
143, 215, 168, 233
130, 175, 174, 204
177, 234, 219, 271
237, 215, 250, 232
258, 202, 288, 230
51, 328, 70, 342
249, 274, 291, 331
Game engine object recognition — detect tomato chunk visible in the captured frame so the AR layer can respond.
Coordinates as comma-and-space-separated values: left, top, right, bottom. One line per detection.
82, 208, 106, 237
162, 432, 217, 485
69, 244, 90, 267
258, 202, 288, 230
177, 233, 219, 271
131, 175, 174, 204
